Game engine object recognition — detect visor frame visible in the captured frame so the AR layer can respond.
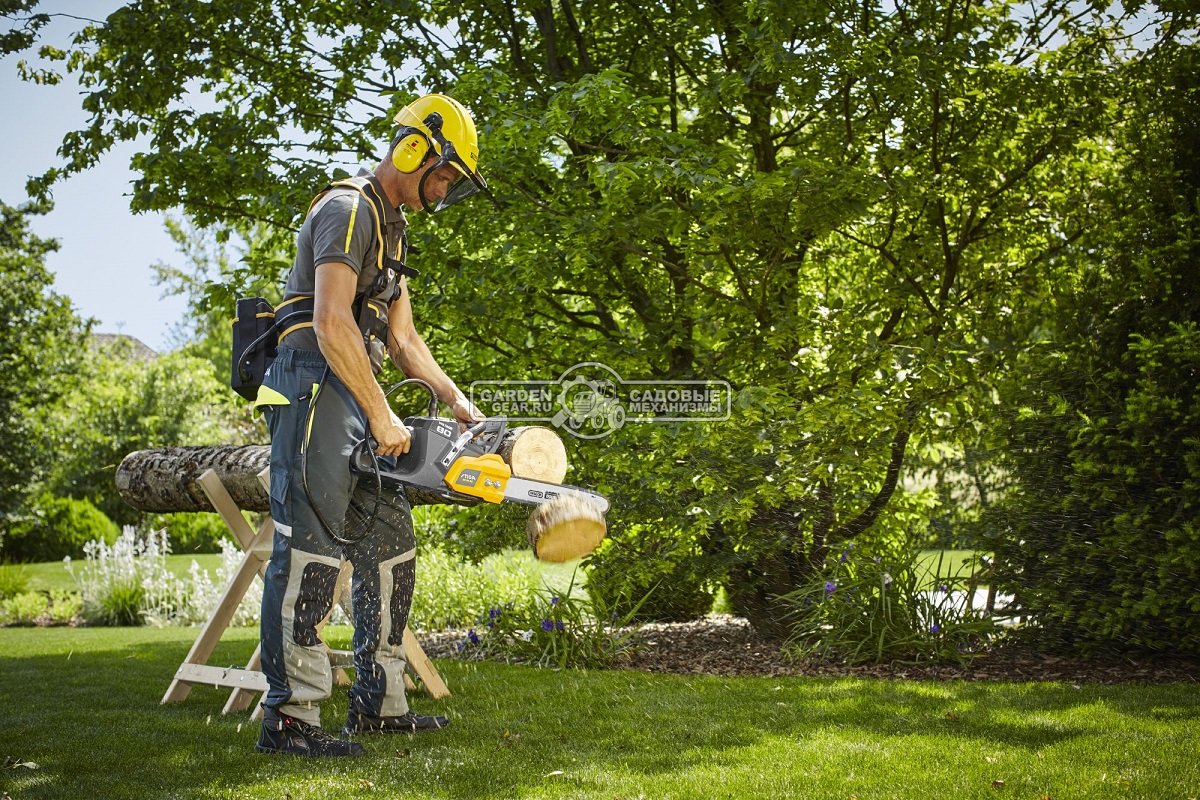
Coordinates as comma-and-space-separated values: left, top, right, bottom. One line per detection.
417, 128, 488, 213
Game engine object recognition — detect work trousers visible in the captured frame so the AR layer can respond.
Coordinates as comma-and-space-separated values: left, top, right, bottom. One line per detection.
257, 346, 416, 725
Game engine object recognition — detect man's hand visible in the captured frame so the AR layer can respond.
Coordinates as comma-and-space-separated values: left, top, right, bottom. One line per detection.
451, 396, 485, 431
371, 409, 412, 456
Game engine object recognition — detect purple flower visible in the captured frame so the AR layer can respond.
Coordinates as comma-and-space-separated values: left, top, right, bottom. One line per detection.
556, 621, 565, 631
824, 581, 837, 595
839, 551, 849, 563
467, 629, 480, 645
550, 596, 561, 605
541, 619, 555, 632
937, 584, 950, 594
929, 623, 941, 634
488, 607, 503, 619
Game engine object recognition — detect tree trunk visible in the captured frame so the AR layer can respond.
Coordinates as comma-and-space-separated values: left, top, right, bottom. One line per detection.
116, 426, 569, 513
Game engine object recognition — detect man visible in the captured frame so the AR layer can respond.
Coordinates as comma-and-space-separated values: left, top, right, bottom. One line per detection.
252, 94, 487, 757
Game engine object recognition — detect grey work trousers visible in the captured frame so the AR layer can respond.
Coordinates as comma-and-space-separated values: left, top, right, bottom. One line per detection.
256, 346, 416, 725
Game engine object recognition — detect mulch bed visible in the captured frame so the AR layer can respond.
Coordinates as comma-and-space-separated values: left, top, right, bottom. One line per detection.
420, 614, 1199, 684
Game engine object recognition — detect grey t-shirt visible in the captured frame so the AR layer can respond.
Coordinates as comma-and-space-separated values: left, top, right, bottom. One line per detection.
279, 172, 408, 352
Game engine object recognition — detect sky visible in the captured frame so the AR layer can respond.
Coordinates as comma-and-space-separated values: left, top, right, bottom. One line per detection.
0, 2, 187, 352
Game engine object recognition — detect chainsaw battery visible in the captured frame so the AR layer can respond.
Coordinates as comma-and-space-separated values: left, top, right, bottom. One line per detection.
445, 454, 512, 504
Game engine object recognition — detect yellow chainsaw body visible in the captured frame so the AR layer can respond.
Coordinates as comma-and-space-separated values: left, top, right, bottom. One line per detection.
444, 454, 512, 504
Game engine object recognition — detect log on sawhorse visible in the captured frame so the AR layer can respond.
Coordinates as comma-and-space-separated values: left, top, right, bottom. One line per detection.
161, 468, 449, 720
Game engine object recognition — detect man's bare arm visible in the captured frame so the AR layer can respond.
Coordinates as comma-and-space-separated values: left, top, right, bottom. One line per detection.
386, 276, 482, 425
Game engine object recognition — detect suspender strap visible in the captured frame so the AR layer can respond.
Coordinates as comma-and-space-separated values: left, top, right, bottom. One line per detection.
309, 178, 420, 280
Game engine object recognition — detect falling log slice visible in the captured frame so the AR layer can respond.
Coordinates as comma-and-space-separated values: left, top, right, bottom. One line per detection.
115, 426, 569, 514
527, 496, 608, 563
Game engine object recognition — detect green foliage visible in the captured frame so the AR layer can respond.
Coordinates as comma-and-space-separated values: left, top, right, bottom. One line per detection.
152, 217, 284, 382
8, 0, 1198, 647
2, 493, 118, 563
988, 42, 1200, 655
0, 590, 48, 626
0, 587, 83, 627
46, 589, 82, 624
148, 512, 234, 554
458, 569, 642, 669
68, 528, 207, 628
41, 339, 245, 525
0, 199, 88, 522
584, 523, 713, 623
994, 323, 1200, 653
408, 545, 542, 631
0, 561, 30, 599
779, 547, 996, 664
84, 579, 145, 627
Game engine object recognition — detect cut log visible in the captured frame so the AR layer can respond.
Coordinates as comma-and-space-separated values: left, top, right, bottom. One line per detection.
116, 426, 567, 514
496, 425, 567, 483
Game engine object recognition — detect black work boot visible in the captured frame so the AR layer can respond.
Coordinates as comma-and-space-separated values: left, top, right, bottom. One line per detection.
256, 707, 365, 757
343, 709, 451, 736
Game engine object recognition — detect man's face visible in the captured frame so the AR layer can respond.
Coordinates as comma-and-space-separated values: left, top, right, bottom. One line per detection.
421, 162, 463, 206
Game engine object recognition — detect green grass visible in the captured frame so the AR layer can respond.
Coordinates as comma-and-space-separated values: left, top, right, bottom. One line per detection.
1, 626, 1197, 799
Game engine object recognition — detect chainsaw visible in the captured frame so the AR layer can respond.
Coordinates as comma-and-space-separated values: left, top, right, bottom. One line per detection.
348, 381, 608, 516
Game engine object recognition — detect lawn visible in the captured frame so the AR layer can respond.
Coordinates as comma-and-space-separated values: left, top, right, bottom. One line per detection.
17, 554, 225, 593
1, 626, 1197, 799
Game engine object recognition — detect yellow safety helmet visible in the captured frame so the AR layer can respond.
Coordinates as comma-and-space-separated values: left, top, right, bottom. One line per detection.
391, 93, 487, 212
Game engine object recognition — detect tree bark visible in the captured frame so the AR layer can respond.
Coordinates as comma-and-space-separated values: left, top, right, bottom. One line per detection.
116, 427, 569, 513
116, 445, 272, 513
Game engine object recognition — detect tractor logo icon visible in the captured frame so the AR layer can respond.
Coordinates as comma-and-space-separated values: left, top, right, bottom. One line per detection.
550, 363, 627, 438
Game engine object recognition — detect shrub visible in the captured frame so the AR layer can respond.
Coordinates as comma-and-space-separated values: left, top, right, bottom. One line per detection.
68, 527, 259, 628
778, 547, 996, 665
993, 323, 1200, 654
71, 527, 179, 627
3, 493, 119, 562
149, 512, 233, 554
0, 561, 31, 599
47, 590, 82, 624
86, 579, 146, 627
1, 591, 49, 625
584, 524, 713, 623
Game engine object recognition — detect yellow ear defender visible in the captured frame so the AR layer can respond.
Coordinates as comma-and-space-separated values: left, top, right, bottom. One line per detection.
391, 130, 431, 173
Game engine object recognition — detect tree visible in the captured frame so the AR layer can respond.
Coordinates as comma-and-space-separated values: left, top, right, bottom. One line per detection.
41, 337, 245, 525
0, 198, 89, 529
988, 36, 1200, 654
5, 1, 1188, 636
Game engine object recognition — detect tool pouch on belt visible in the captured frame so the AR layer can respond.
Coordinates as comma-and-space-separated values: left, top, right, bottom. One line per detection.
231, 297, 277, 400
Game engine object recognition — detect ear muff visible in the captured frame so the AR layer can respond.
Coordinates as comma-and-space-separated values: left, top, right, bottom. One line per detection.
391, 130, 431, 173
